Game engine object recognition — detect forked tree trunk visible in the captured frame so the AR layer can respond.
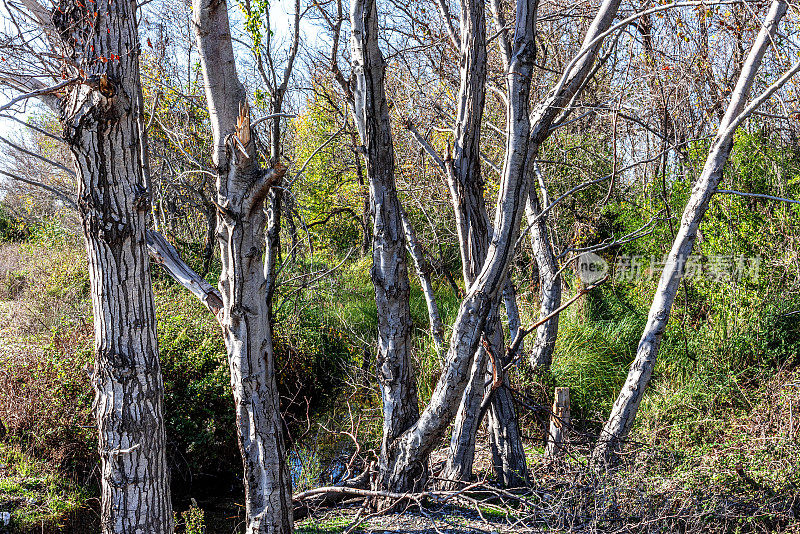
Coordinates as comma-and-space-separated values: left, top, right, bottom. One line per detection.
439, 0, 528, 487
193, 0, 293, 531
347, 0, 622, 493
350, 0, 423, 492
593, 0, 789, 467
377, 0, 540, 493
55, 0, 173, 530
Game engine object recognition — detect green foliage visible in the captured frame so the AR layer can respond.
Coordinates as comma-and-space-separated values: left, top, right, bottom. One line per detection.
296, 516, 354, 534
0, 443, 90, 530
154, 286, 239, 482
0, 209, 76, 246
272, 253, 373, 429
0, 242, 95, 475
0, 208, 30, 242
175, 502, 206, 534
292, 86, 364, 253
550, 303, 641, 421
237, 0, 274, 56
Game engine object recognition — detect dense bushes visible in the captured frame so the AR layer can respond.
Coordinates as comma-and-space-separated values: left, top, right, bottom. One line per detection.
0, 229, 357, 499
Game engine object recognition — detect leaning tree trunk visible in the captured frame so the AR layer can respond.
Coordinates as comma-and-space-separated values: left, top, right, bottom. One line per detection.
55, 0, 173, 530
193, 0, 293, 531
378, 0, 540, 493
526, 183, 561, 370
440, 0, 529, 487
401, 208, 445, 354
358, 0, 623, 493
350, 0, 423, 492
593, 0, 788, 467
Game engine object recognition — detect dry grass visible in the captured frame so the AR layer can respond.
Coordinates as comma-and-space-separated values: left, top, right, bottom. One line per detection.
0, 241, 95, 473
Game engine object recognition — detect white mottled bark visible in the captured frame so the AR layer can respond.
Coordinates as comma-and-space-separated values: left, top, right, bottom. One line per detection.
53, 0, 173, 530
400, 209, 445, 354
432, 0, 528, 488
192, 0, 293, 531
147, 230, 223, 315
350, 0, 423, 492
526, 184, 561, 370
593, 0, 788, 466
380, 0, 540, 492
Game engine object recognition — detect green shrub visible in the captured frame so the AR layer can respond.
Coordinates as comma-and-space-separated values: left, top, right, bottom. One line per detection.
0, 208, 29, 242
154, 286, 239, 484
175, 501, 206, 534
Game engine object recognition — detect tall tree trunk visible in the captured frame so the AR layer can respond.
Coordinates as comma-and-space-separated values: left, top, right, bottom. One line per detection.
379, 0, 540, 493
592, 0, 788, 467
362, 0, 622, 493
55, 0, 173, 530
440, 0, 527, 487
193, 0, 293, 531
526, 183, 561, 370
350, 0, 423, 492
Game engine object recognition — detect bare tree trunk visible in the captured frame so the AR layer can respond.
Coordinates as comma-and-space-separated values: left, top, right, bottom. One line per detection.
359, 0, 622, 493
379, 0, 540, 493
401, 209, 445, 354
192, 0, 293, 530
54, 0, 174, 530
439, 0, 527, 487
526, 183, 561, 370
440, 321, 488, 486
593, 0, 788, 467
350, 0, 423, 492
485, 319, 528, 487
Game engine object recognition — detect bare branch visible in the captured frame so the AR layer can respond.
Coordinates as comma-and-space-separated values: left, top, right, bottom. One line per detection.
0, 168, 77, 210
0, 77, 78, 114
146, 230, 224, 316
715, 189, 800, 204
0, 135, 75, 176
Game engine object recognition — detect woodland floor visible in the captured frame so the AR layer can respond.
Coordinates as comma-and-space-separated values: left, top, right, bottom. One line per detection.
297, 505, 525, 534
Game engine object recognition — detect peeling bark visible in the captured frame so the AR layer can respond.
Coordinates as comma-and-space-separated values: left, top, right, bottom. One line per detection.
438, 0, 528, 488
526, 183, 561, 370
192, 0, 293, 531
378, 0, 541, 493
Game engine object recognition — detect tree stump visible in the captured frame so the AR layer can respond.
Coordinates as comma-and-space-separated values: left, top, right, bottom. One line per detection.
545, 387, 570, 458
